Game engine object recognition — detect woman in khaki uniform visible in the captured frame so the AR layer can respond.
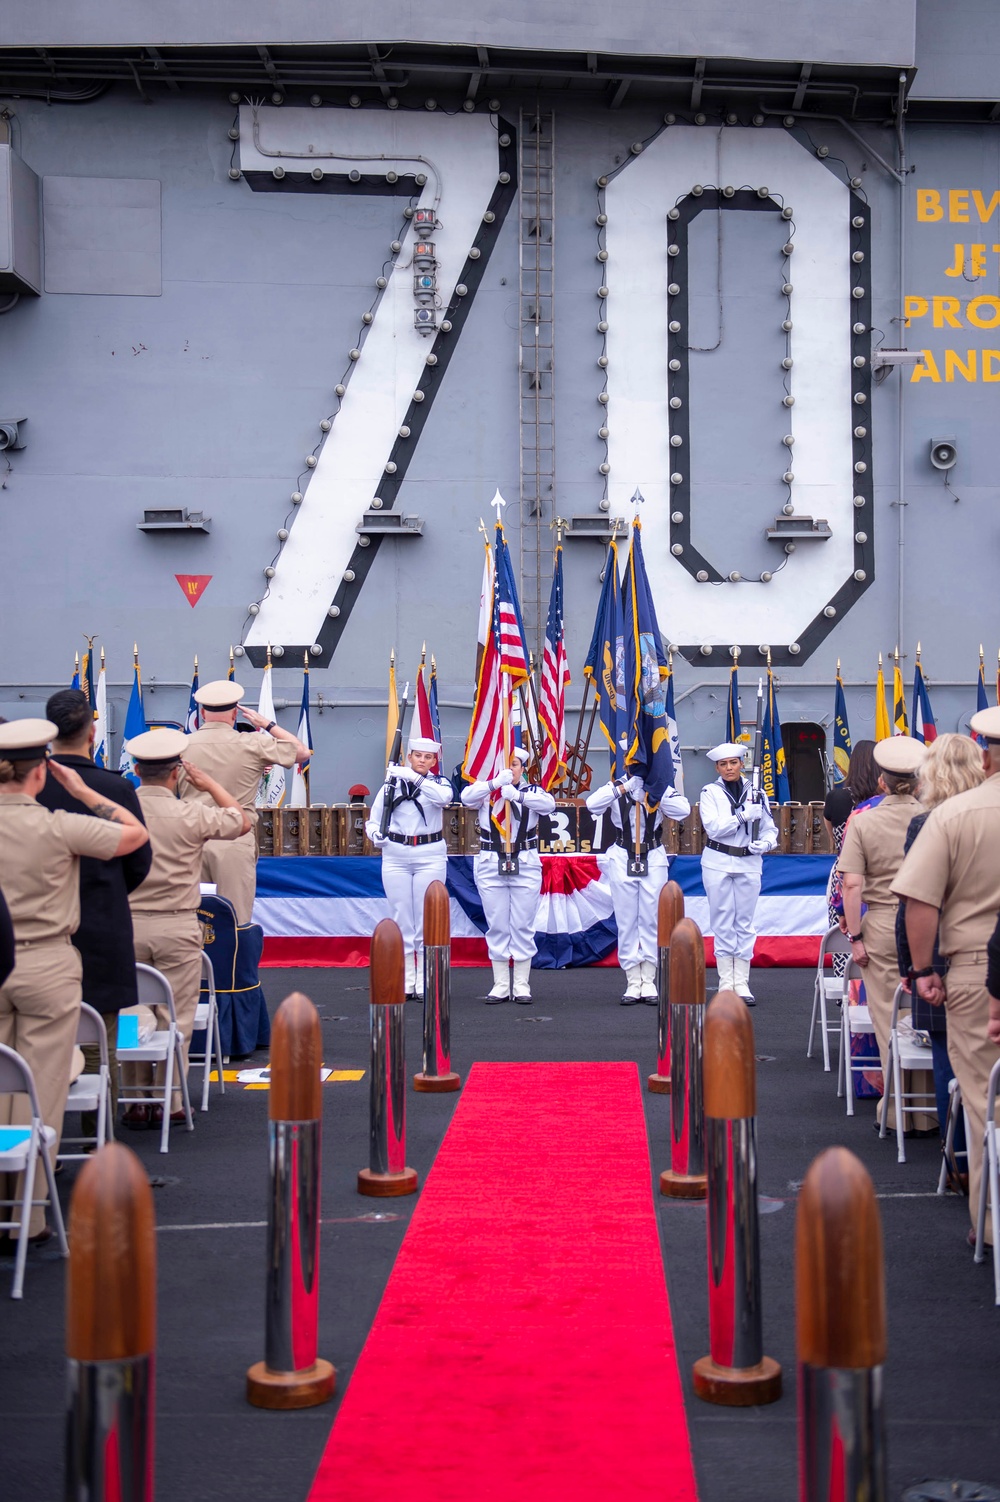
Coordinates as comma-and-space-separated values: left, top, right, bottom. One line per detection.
0, 719, 148, 1238
838, 734, 932, 1132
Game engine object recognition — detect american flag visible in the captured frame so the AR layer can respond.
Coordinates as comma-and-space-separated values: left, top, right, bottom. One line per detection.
462, 522, 528, 797
538, 542, 569, 790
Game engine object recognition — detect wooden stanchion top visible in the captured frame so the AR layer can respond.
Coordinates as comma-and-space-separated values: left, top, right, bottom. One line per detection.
703, 990, 755, 1119
796, 1147, 886, 1369
668, 917, 705, 1006
269, 991, 323, 1121
370, 917, 404, 1006
657, 880, 685, 947
67, 1143, 156, 1363
423, 879, 450, 948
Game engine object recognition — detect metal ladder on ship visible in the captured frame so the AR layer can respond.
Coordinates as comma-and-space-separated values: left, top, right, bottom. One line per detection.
517, 107, 555, 666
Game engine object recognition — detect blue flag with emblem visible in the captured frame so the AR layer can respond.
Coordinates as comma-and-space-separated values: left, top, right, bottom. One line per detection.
583, 539, 625, 779
622, 521, 674, 807
118, 650, 147, 786
833, 662, 852, 781
186, 656, 200, 733
761, 666, 790, 803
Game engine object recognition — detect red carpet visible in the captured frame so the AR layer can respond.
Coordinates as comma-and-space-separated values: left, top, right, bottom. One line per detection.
308, 1062, 698, 1502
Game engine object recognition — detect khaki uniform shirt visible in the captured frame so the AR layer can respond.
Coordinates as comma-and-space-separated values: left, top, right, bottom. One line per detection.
130, 787, 245, 912
892, 772, 1000, 957
0, 794, 122, 942
837, 793, 923, 910
182, 724, 297, 816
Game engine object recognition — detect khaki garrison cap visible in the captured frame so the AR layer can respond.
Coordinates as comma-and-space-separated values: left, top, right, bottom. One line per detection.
873, 735, 926, 775
194, 679, 245, 710
126, 727, 188, 763
0, 718, 58, 759
971, 705, 1000, 741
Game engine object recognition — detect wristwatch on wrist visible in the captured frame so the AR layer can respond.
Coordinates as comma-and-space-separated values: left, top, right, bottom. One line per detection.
265, 720, 276, 732
847, 932, 864, 944
911, 966, 936, 980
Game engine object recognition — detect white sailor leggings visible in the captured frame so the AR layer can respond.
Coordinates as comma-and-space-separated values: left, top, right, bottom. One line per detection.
700, 849, 763, 961
604, 843, 670, 969
379, 840, 448, 954
474, 851, 543, 964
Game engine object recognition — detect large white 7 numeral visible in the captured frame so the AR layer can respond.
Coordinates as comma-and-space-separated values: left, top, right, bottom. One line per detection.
239, 107, 514, 665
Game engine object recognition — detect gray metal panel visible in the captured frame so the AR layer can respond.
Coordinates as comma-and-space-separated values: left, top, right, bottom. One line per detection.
912, 0, 1000, 101
0, 146, 42, 295
7, 0, 916, 67
42, 177, 161, 296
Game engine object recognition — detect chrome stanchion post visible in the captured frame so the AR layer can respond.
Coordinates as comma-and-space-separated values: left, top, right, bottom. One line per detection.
65, 1143, 156, 1502
648, 880, 684, 1094
358, 919, 418, 1196
797, 1148, 887, 1502
693, 991, 782, 1405
660, 917, 708, 1199
247, 991, 335, 1409
414, 879, 461, 1093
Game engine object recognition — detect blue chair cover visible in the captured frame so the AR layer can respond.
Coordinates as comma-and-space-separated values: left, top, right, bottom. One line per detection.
195, 894, 270, 1058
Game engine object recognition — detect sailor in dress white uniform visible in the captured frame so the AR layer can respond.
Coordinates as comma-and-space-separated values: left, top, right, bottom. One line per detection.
461, 751, 556, 1002
585, 772, 690, 1003
699, 742, 778, 1005
366, 735, 452, 998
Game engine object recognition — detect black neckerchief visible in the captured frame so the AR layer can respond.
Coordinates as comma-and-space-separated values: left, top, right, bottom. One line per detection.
721, 775, 748, 812
392, 776, 427, 823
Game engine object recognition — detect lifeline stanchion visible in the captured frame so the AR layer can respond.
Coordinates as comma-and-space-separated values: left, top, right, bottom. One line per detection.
659, 917, 708, 1199
65, 1143, 156, 1501
648, 879, 684, 1094
797, 1147, 887, 1502
246, 991, 335, 1409
414, 880, 461, 1093
358, 919, 418, 1197
692, 990, 782, 1405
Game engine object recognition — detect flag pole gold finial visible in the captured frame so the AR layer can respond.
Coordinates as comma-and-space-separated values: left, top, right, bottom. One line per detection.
836, 657, 841, 675
266, 642, 272, 668
304, 650, 309, 670
980, 644, 984, 665
74, 651, 80, 671
878, 651, 883, 669
431, 654, 436, 672
766, 646, 772, 670
916, 641, 921, 661
194, 654, 198, 671
100, 646, 105, 666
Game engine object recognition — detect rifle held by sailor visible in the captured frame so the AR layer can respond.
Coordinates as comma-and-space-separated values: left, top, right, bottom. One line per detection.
379, 680, 411, 838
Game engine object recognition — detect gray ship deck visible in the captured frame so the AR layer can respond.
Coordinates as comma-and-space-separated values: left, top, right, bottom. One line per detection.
3, 965, 997, 1500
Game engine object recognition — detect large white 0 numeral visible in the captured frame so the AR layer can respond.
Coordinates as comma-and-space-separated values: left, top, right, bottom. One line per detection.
239, 107, 502, 656
605, 126, 861, 658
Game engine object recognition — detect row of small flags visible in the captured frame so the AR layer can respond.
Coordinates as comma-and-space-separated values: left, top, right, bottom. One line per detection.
386, 646, 441, 769
71, 643, 312, 807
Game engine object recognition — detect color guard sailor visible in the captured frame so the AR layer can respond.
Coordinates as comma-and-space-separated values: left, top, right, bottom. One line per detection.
461, 751, 556, 1002
366, 735, 452, 998
700, 743, 778, 1005
585, 768, 690, 1003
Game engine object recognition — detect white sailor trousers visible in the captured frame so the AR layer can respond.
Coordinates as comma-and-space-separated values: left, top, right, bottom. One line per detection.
380, 840, 447, 954
700, 848, 763, 961
474, 851, 543, 964
604, 843, 670, 969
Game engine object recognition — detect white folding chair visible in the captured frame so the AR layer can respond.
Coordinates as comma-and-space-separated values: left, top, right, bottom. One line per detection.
808, 925, 853, 1071
58, 1003, 113, 1163
837, 960, 880, 1116
188, 952, 225, 1113
880, 983, 938, 1162
973, 1058, 1000, 1306
0, 1043, 69, 1299
116, 964, 194, 1154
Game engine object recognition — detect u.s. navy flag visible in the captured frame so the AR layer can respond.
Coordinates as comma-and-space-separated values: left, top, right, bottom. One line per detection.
583, 539, 625, 780
622, 521, 674, 807
665, 651, 684, 796
119, 648, 147, 786
833, 661, 852, 780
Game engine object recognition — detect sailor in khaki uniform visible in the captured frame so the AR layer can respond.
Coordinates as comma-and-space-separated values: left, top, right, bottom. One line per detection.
894, 704, 1000, 1243
182, 679, 306, 924
126, 728, 249, 1118
838, 734, 930, 1132
0, 719, 149, 1237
